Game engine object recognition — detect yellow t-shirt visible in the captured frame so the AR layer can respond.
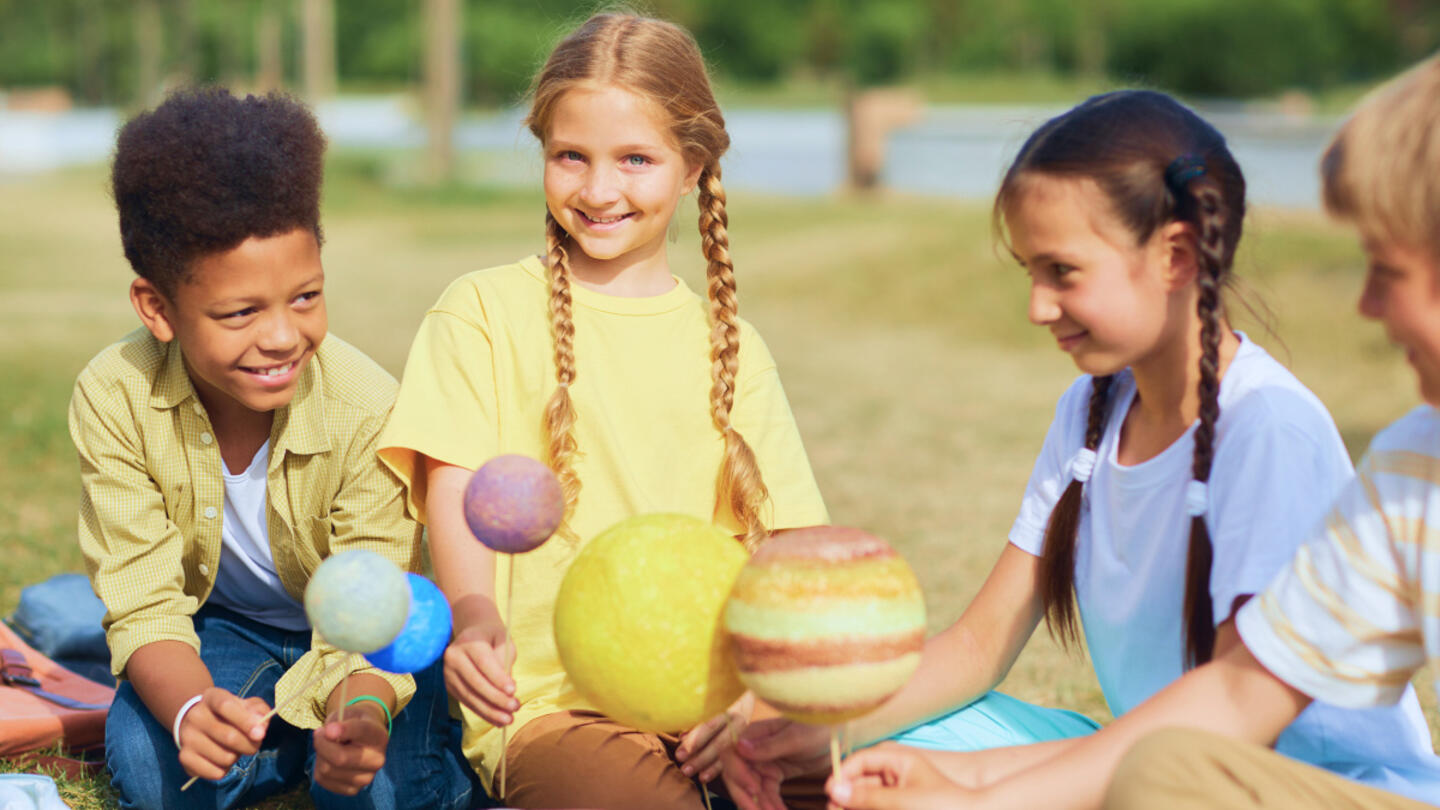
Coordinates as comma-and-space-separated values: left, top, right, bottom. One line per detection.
378, 255, 828, 787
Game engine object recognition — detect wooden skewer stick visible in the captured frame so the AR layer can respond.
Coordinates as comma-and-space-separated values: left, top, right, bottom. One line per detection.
498, 558, 515, 800
830, 728, 842, 782
181, 652, 354, 791
337, 670, 351, 723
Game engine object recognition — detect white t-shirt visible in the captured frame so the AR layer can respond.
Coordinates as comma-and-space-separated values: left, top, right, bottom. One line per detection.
207, 440, 310, 631
1010, 336, 1440, 797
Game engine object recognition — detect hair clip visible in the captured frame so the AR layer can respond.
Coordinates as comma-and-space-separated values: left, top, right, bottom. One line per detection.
1185, 479, 1208, 517
1069, 448, 1098, 484
1164, 154, 1207, 192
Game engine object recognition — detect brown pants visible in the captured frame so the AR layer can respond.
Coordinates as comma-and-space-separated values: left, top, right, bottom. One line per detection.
502, 710, 828, 810
1103, 729, 1433, 810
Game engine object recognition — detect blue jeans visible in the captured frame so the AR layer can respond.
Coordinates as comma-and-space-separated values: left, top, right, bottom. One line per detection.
105, 604, 479, 810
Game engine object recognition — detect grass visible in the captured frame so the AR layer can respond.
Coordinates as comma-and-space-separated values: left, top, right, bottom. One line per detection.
0, 159, 1430, 806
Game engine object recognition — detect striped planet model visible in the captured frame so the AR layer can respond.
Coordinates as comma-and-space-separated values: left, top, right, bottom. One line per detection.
724, 526, 926, 725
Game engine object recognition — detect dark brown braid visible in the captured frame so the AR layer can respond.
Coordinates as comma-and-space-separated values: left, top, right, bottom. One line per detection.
1179, 178, 1230, 667
1039, 374, 1113, 650
542, 210, 581, 537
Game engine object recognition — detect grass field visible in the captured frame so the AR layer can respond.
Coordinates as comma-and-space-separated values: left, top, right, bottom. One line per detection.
0, 158, 1431, 807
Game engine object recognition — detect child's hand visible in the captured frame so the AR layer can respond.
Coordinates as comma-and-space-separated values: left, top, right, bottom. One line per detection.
726, 717, 832, 810
676, 691, 753, 784
176, 687, 269, 780
313, 702, 390, 796
826, 742, 959, 810
443, 616, 518, 726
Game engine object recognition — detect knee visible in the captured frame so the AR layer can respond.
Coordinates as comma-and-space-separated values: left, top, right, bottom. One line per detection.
1104, 728, 1210, 810
105, 685, 174, 810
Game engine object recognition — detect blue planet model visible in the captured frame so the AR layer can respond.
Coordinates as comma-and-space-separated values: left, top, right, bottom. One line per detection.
364, 573, 454, 674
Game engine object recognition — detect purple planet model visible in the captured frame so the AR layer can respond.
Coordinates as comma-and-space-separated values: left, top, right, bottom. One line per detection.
364, 574, 453, 674
463, 454, 564, 554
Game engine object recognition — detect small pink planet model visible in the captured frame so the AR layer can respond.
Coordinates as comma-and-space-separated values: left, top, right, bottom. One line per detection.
463, 454, 565, 554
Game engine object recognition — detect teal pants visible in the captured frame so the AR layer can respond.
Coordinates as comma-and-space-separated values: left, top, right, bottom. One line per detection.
889, 691, 1099, 751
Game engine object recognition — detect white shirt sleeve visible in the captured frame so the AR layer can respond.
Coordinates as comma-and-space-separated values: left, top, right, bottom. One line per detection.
1206, 392, 1353, 626
1009, 376, 1097, 556
1237, 419, 1432, 708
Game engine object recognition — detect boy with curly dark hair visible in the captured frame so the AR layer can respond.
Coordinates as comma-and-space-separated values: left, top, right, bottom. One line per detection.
70, 87, 476, 810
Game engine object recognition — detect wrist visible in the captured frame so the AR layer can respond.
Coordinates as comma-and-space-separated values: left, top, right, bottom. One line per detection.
450, 593, 502, 630
172, 693, 205, 749
343, 694, 394, 736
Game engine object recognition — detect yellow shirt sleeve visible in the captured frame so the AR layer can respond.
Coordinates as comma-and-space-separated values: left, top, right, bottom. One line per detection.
70, 363, 201, 677
379, 302, 500, 525
732, 330, 830, 530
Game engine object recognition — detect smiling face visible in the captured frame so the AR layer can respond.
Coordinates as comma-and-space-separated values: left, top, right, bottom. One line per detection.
542, 85, 703, 281
132, 227, 327, 419
1005, 174, 1182, 376
1356, 239, 1440, 405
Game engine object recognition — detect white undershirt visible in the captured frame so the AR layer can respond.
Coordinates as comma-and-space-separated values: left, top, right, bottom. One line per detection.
206, 439, 310, 631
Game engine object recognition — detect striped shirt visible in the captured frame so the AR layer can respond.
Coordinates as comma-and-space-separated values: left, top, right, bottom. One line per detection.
68, 328, 422, 728
1238, 404, 1440, 709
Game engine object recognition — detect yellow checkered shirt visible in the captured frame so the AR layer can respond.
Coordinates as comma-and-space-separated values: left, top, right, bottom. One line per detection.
69, 328, 422, 728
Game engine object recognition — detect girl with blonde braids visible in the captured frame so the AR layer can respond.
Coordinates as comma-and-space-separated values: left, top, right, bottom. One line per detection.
733, 91, 1440, 810
377, 11, 827, 809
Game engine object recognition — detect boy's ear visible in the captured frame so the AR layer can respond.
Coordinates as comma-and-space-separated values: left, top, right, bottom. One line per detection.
130, 278, 177, 343
1158, 220, 1201, 291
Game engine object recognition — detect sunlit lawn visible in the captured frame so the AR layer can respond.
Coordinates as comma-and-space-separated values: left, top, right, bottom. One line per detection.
0, 157, 1428, 807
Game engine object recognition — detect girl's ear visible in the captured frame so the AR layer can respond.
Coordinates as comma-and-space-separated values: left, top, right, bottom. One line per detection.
681, 161, 704, 196
130, 278, 178, 342
1158, 220, 1201, 291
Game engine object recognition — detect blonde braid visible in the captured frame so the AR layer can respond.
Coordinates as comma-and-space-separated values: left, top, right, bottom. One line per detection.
698, 166, 771, 549
543, 210, 581, 536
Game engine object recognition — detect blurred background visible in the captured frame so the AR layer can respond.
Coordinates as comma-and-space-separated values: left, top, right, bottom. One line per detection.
2, 3, 1439, 806
4, 0, 1440, 202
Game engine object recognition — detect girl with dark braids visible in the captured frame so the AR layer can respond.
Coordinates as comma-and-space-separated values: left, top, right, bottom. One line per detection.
735, 91, 1440, 810
377, 12, 828, 810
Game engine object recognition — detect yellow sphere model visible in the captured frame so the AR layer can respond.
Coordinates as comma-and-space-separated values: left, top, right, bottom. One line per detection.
554, 513, 749, 733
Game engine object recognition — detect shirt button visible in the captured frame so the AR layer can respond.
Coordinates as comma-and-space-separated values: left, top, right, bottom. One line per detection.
204, 506, 218, 519
200, 432, 213, 445
198, 563, 210, 575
